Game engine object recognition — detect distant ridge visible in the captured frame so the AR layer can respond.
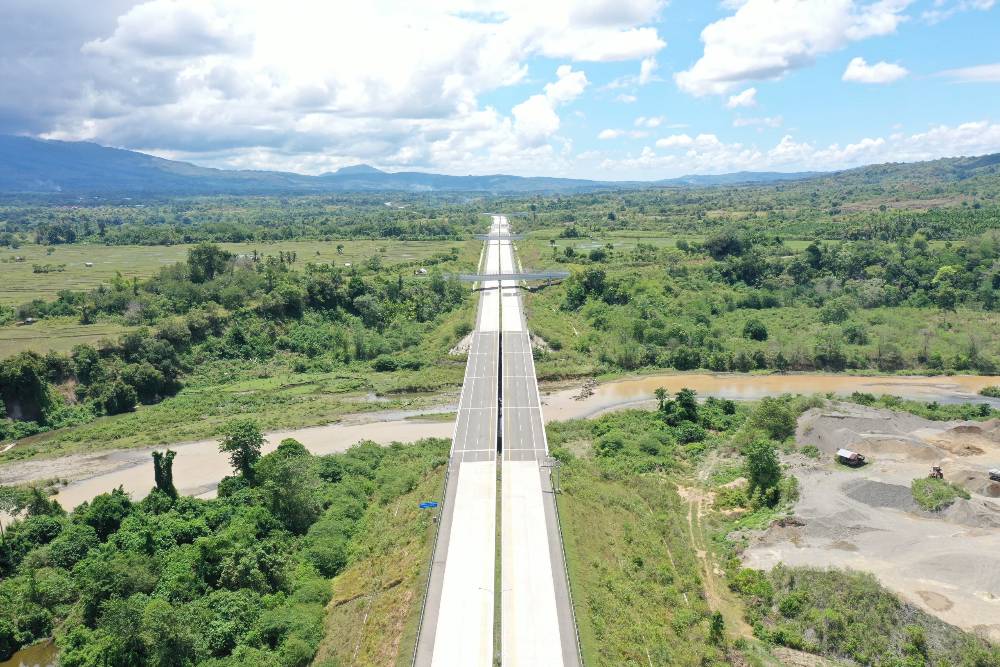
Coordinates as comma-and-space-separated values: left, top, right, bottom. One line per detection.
0, 134, 997, 196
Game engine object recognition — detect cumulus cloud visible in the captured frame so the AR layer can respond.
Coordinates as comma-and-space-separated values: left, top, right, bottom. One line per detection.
842, 56, 908, 83
598, 129, 625, 139
639, 56, 659, 84
605, 120, 1000, 177
2, 0, 660, 175
675, 0, 912, 96
726, 87, 757, 108
937, 62, 1000, 82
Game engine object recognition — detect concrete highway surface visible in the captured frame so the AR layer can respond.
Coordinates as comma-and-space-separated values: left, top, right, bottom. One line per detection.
415, 216, 579, 667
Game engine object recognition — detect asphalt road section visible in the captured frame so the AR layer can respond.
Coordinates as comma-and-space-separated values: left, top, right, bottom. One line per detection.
414, 223, 501, 667
498, 221, 581, 667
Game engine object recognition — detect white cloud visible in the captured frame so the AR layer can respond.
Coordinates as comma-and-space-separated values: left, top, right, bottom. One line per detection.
937, 62, 1000, 82
616, 93, 638, 103
842, 56, 908, 83
726, 87, 757, 108
598, 128, 647, 139
676, 0, 913, 96
4, 0, 662, 175
544, 65, 590, 103
604, 120, 1000, 177
733, 115, 783, 127
923, 0, 994, 23
635, 115, 666, 128
639, 56, 659, 84
656, 134, 695, 148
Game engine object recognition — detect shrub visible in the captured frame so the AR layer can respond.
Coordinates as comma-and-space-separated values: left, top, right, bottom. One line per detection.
979, 385, 1000, 398
911, 477, 970, 511
742, 318, 768, 341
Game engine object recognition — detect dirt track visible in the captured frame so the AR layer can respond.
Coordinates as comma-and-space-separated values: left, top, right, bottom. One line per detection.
744, 403, 1000, 640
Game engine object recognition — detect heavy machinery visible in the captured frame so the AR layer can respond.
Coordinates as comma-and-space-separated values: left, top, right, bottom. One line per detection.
990, 468, 1000, 482
929, 466, 944, 479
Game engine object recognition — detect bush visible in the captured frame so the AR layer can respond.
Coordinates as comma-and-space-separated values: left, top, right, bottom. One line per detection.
742, 318, 768, 341
911, 477, 970, 511
979, 385, 1000, 398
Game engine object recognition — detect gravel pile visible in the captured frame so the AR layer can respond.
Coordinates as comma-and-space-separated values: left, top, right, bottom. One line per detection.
843, 479, 919, 512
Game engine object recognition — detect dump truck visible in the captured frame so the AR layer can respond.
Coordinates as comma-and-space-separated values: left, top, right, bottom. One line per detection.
929, 466, 944, 479
837, 448, 866, 467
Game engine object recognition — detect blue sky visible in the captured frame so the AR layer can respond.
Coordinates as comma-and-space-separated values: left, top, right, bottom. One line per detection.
1, 0, 998, 179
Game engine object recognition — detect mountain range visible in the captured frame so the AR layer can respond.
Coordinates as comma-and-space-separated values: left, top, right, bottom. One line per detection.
0, 134, 997, 196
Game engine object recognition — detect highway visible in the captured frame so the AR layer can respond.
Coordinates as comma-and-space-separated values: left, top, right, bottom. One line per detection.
414, 216, 579, 667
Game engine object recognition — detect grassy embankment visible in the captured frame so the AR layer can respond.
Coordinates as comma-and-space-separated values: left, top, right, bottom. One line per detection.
313, 456, 444, 666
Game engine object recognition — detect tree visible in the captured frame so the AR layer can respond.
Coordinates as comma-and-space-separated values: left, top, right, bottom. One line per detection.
152, 450, 178, 498
219, 418, 264, 480
745, 438, 782, 502
654, 387, 667, 410
0, 351, 52, 422
187, 243, 232, 283
749, 397, 797, 441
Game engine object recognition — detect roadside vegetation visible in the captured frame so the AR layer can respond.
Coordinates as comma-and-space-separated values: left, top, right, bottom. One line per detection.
0, 420, 448, 665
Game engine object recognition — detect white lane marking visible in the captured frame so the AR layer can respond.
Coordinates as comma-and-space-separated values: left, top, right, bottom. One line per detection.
433, 461, 497, 667
502, 460, 564, 667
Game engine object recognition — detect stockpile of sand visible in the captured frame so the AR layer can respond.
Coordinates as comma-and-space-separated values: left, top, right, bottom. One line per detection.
796, 403, 1000, 494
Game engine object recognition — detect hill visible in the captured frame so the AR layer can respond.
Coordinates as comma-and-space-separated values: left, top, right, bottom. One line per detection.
1, 134, 999, 196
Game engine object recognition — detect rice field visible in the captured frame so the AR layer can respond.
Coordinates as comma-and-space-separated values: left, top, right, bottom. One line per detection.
0, 239, 475, 304
0, 319, 132, 357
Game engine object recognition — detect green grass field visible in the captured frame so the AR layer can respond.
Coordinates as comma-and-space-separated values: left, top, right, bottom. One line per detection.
0, 239, 478, 305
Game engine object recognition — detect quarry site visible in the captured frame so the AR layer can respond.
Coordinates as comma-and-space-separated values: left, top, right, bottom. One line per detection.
743, 403, 1000, 642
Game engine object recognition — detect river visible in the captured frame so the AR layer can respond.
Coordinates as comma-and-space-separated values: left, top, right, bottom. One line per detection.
1, 372, 997, 666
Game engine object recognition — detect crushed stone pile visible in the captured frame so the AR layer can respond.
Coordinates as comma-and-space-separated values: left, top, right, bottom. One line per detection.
843, 479, 919, 512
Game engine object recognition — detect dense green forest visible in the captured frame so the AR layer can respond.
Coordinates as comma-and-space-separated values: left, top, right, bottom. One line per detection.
0, 426, 447, 665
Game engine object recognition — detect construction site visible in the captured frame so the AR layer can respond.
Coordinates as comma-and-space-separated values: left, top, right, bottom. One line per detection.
744, 402, 1000, 641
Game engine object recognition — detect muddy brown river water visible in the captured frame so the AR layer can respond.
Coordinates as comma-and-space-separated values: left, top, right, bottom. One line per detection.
1, 374, 996, 516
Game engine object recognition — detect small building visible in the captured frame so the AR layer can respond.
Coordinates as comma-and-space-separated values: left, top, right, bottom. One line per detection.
836, 448, 866, 467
